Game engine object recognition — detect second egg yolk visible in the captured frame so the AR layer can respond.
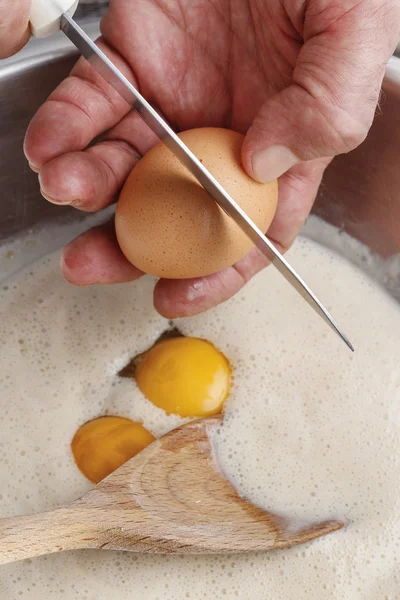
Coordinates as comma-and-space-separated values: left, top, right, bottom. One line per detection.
135, 337, 231, 417
71, 416, 155, 484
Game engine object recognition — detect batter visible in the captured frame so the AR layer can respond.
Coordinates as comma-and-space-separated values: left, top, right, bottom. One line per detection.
0, 217, 399, 599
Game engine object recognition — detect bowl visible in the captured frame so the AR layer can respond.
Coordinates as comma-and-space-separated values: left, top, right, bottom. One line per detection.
0, 17, 399, 599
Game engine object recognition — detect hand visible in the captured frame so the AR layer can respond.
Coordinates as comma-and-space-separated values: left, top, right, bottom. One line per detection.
24, 0, 400, 317
0, 0, 31, 57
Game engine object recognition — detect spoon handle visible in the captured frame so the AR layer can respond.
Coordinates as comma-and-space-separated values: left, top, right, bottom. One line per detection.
0, 507, 90, 564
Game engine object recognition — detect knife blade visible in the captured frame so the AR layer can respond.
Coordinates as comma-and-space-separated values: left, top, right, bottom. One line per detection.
31, 5, 354, 351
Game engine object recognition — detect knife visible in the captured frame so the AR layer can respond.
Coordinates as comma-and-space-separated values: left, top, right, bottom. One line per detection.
29, 0, 354, 351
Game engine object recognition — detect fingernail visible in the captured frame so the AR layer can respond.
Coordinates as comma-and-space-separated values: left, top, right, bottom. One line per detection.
252, 145, 300, 183
29, 163, 40, 174
40, 188, 73, 206
60, 251, 94, 287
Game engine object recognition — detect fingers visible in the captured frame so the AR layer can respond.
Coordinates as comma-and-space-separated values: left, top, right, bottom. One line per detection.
266, 157, 330, 250
24, 38, 136, 170
36, 105, 161, 211
61, 222, 143, 286
25, 36, 162, 212
0, 0, 30, 58
153, 248, 270, 318
39, 140, 140, 212
35, 110, 162, 211
62, 159, 325, 312
242, 0, 400, 183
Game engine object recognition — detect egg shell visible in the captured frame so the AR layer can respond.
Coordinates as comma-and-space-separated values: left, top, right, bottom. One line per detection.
115, 127, 278, 279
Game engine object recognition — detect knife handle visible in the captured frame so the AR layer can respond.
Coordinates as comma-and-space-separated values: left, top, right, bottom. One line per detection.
30, 0, 79, 38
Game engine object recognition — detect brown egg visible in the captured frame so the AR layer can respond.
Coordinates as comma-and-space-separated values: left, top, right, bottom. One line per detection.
115, 128, 278, 279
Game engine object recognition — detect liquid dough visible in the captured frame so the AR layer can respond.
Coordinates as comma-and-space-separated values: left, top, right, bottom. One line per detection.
0, 217, 399, 599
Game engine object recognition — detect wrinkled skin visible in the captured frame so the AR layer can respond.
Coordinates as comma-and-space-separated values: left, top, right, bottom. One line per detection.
4, 0, 400, 316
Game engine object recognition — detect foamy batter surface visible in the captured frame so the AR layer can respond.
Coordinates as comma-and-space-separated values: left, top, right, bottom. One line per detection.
0, 218, 399, 599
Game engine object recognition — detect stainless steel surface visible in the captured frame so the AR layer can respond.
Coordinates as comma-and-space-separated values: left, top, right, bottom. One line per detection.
316, 57, 400, 262
0, 21, 101, 242
75, 0, 107, 19
60, 13, 353, 350
0, 16, 399, 338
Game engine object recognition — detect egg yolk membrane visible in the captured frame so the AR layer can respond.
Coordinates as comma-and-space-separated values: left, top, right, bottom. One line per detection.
71, 416, 155, 484
135, 337, 231, 418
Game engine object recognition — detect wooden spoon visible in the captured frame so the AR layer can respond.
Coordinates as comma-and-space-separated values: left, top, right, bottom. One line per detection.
0, 417, 342, 564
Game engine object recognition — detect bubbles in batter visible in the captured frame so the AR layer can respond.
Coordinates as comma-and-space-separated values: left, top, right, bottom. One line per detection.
1, 216, 400, 599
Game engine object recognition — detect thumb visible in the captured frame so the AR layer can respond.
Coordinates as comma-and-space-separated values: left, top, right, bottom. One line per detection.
0, 0, 31, 59
242, 0, 400, 183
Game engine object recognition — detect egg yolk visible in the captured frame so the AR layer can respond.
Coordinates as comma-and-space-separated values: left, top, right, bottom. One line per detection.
71, 416, 155, 484
135, 337, 231, 417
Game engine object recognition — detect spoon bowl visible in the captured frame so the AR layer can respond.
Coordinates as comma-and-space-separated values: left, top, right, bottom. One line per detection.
0, 417, 343, 564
